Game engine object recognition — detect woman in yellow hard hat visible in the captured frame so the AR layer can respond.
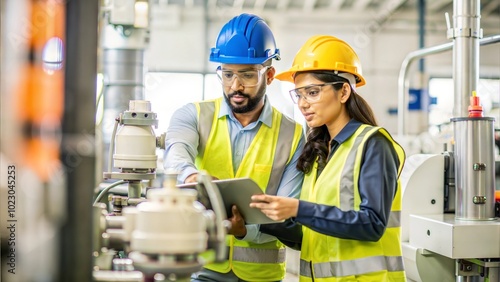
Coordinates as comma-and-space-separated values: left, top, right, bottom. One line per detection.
250, 35, 407, 281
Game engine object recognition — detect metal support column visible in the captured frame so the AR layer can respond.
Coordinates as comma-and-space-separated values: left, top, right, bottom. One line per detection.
59, 0, 98, 281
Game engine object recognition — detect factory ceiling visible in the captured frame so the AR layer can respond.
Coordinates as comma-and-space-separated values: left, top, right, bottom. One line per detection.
153, 0, 500, 33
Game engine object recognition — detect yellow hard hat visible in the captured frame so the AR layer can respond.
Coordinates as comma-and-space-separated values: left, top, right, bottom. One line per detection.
275, 35, 366, 87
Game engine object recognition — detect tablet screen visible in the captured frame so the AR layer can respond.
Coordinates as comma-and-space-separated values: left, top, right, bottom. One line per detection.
178, 178, 281, 224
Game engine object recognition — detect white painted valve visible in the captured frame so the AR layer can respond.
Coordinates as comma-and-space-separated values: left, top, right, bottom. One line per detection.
130, 186, 208, 254
113, 100, 157, 170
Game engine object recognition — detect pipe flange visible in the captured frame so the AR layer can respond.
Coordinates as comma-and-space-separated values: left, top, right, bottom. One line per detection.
447, 28, 483, 39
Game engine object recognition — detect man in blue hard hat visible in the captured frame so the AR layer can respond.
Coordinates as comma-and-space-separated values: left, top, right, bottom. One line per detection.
163, 13, 305, 282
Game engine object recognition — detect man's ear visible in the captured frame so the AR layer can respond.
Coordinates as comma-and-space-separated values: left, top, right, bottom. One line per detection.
266, 66, 276, 85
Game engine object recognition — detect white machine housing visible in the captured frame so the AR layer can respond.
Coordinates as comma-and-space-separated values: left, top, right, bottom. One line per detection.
401, 153, 500, 282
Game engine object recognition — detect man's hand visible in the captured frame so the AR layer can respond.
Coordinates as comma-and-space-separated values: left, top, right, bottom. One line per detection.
228, 205, 247, 238
184, 173, 199, 183
184, 173, 220, 184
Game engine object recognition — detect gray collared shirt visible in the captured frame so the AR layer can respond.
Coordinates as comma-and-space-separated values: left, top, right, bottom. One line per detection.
164, 95, 305, 243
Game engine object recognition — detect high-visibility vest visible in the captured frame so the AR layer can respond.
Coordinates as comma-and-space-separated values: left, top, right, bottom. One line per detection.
299, 124, 406, 282
195, 98, 303, 281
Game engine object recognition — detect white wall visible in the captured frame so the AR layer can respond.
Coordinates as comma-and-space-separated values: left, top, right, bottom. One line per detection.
145, 6, 500, 136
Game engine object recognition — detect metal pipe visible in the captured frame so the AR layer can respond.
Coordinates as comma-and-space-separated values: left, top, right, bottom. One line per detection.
102, 49, 145, 173
452, 0, 481, 117
105, 215, 125, 229
397, 41, 453, 137
418, 0, 426, 72
452, 117, 496, 220
60, 1, 98, 281
128, 181, 142, 199
105, 229, 126, 249
397, 34, 500, 136
197, 172, 229, 262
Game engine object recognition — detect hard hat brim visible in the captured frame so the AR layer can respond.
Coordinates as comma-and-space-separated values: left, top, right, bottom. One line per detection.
210, 53, 280, 65
274, 70, 294, 83
275, 68, 366, 87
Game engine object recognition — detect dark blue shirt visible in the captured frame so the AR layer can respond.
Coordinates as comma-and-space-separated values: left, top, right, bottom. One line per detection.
295, 119, 400, 242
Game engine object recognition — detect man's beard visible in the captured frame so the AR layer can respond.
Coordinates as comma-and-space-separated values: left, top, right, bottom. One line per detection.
224, 84, 266, 114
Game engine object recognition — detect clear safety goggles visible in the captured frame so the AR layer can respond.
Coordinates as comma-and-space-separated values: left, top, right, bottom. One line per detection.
289, 82, 345, 104
216, 66, 269, 87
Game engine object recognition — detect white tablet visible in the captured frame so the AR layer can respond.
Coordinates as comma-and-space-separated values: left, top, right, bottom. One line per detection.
178, 178, 281, 224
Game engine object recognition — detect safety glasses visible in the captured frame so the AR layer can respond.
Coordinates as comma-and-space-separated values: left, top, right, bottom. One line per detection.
216, 66, 269, 87
289, 82, 345, 104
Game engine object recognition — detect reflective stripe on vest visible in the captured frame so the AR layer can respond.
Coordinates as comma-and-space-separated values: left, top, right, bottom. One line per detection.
197, 100, 215, 159
339, 126, 402, 230
387, 210, 401, 228
233, 246, 286, 264
264, 113, 296, 195
338, 126, 373, 211
300, 255, 405, 278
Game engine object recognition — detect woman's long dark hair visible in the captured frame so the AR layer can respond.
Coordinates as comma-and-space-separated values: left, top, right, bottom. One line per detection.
296, 71, 378, 173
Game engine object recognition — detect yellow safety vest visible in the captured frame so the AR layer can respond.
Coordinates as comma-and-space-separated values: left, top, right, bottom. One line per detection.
299, 124, 406, 282
195, 98, 303, 281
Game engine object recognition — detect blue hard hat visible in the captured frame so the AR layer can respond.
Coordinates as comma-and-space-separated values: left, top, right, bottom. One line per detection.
210, 13, 281, 64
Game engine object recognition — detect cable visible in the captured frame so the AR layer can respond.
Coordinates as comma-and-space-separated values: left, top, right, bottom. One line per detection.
93, 180, 126, 205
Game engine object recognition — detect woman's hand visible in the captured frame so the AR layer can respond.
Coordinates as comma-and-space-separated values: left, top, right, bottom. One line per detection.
250, 194, 299, 222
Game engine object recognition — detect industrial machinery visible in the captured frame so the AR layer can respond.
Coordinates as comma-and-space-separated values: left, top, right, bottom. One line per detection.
92, 1, 231, 280
401, 112, 500, 281
92, 100, 229, 282
400, 0, 500, 281
4, 0, 498, 281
